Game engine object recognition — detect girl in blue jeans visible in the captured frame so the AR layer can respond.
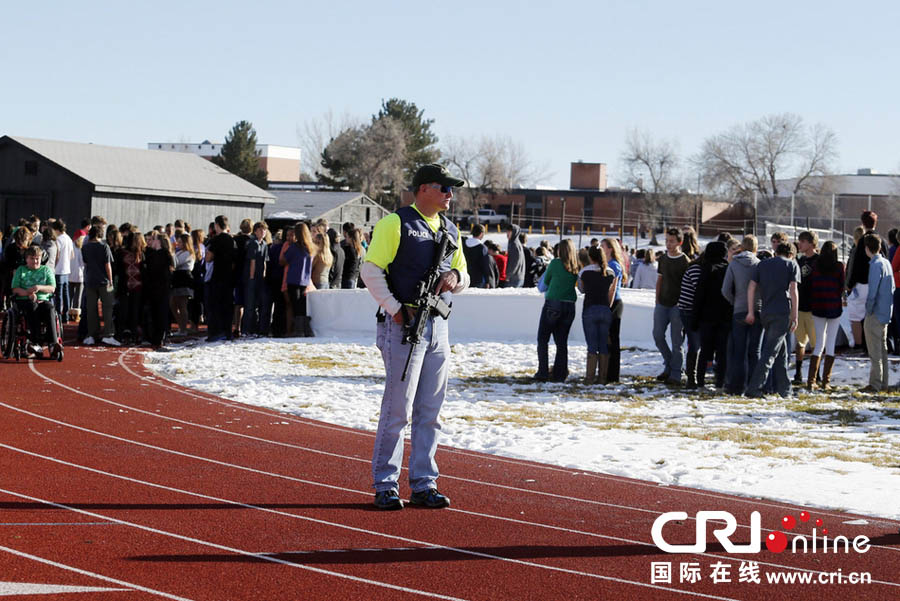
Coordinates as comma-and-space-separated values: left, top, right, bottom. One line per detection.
578, 246, 618, 384
534, 240, 579, 382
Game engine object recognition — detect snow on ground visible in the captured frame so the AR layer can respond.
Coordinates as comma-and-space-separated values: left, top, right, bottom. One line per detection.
146, 336, 900, 521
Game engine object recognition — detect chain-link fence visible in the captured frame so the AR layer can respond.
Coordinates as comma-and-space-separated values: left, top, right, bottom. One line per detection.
453, 190, 900, 254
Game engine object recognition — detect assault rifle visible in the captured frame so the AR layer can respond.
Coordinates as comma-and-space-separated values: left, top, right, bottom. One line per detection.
400, 228, 457, 381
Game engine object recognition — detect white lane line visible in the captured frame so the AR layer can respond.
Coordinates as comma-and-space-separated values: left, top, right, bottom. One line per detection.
0, 448, 744, 601
0, 489, 471, 601
52, 357, 900, 549
3, 439, 897, 588
0, 400, 728, 545
0, 582, 129, 596
0, 545, 193, 600
119, 350, 900, 528
0, 522, 114, 526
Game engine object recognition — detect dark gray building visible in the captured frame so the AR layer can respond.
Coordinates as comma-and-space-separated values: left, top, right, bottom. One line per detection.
265, 188, 389, 232
0, 135, 274, 231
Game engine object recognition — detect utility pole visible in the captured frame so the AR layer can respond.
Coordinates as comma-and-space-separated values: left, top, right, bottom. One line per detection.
790, 193, 795, 233
830, 193, 835, 236
560, 197, 566, 244
753, 190, 758, 236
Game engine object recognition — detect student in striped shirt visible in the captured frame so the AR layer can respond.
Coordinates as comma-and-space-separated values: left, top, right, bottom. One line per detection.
808, 241, 845, 390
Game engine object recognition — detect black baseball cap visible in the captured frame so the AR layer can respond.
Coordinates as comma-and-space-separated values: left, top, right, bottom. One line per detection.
411, 163, 465, 190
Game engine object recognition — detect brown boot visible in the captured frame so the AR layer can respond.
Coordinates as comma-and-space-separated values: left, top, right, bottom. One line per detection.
584, 353, 598, 384
806, 355, 821, 391
821, 355, 835, 391
597, 353, 610, 385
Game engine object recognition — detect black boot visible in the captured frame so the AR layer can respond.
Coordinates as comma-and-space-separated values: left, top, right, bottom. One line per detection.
685, 350, 698, 389
792, 345, 804, 385
301, 316, 314, 337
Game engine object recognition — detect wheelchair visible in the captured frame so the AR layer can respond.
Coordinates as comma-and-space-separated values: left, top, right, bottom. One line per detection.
1, 299, 64, 362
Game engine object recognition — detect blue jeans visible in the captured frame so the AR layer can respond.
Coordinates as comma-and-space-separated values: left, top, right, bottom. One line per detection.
891, 288, 900, 340
653, 304, 684, 379
681, 308, 701, 382
582, 304, 613, 354
242, 279, 270, 335
726, 314, 762, 394
372, 314, 450, 493
536, 299, 576, 380
746, 314, 791, 396
53, 274, 70, 322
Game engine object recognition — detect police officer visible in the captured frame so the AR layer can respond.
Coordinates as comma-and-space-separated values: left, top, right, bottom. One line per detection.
361, 164, 469, 510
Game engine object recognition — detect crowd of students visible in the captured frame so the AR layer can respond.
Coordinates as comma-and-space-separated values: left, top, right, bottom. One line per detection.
0, 213, 370, 350
517, 210, 899, 394
4, 209, 898, 395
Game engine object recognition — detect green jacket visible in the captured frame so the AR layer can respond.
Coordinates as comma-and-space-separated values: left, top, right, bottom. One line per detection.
543, 258, 578, 302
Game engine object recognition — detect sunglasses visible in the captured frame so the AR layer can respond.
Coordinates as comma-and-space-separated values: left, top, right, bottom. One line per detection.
428, 184, 453, 194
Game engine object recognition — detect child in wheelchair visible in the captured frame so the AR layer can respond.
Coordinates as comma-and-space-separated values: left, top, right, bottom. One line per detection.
8, 245, 62, 358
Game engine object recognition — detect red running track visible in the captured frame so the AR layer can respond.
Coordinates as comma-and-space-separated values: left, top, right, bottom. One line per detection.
1, 343, 898, 600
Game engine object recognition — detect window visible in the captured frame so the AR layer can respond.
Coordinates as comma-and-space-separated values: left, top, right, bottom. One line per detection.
366, 208, 371, 222
24, 160, 37, 176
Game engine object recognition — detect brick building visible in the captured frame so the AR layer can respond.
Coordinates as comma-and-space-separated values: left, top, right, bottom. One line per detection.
457, 162, 734, 236
148, 141, 302, 182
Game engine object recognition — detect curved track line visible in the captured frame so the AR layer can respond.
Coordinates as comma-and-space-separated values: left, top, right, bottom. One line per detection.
4, 416, 895, 584
0, 405, 661, 542
0, 487, 471, 601
32, 359, 900, 554
33, 361, 680, 513
124, 349, 900, 527
82, 356, 900, 552
0, 545, 195, 601
0, 447, 750, 601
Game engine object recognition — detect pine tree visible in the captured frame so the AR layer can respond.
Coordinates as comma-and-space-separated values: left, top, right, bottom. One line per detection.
373, 98, 439, 177
213, 120, 268, 188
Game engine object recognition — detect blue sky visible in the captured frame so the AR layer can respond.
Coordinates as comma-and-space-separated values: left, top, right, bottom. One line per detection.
4, 0, 898, 189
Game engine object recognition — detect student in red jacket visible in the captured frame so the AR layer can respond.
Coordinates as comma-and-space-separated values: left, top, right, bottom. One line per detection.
486, 241, 508, 287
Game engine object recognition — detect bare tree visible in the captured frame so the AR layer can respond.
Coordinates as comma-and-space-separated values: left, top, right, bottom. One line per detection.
695, 113, 837, 216
620, 128, 682, 235
441, 134, 551, 212
296, 109, 360, 181
321, 118, 407, 206
621, 128, 680, 194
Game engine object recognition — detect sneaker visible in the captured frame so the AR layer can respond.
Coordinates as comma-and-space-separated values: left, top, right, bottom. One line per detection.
374, 489, 404, 511
409, 488, 450, 509
655, 371, 669, 382
101, 336, 121, 347
859, 385, 879, 393
28, 344, 43, 356
83, 336, 96, 346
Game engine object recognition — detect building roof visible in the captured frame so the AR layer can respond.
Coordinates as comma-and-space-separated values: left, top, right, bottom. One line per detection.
776, 173, 900, 198
4, 136, 275, 203
265, 189, 383, 220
